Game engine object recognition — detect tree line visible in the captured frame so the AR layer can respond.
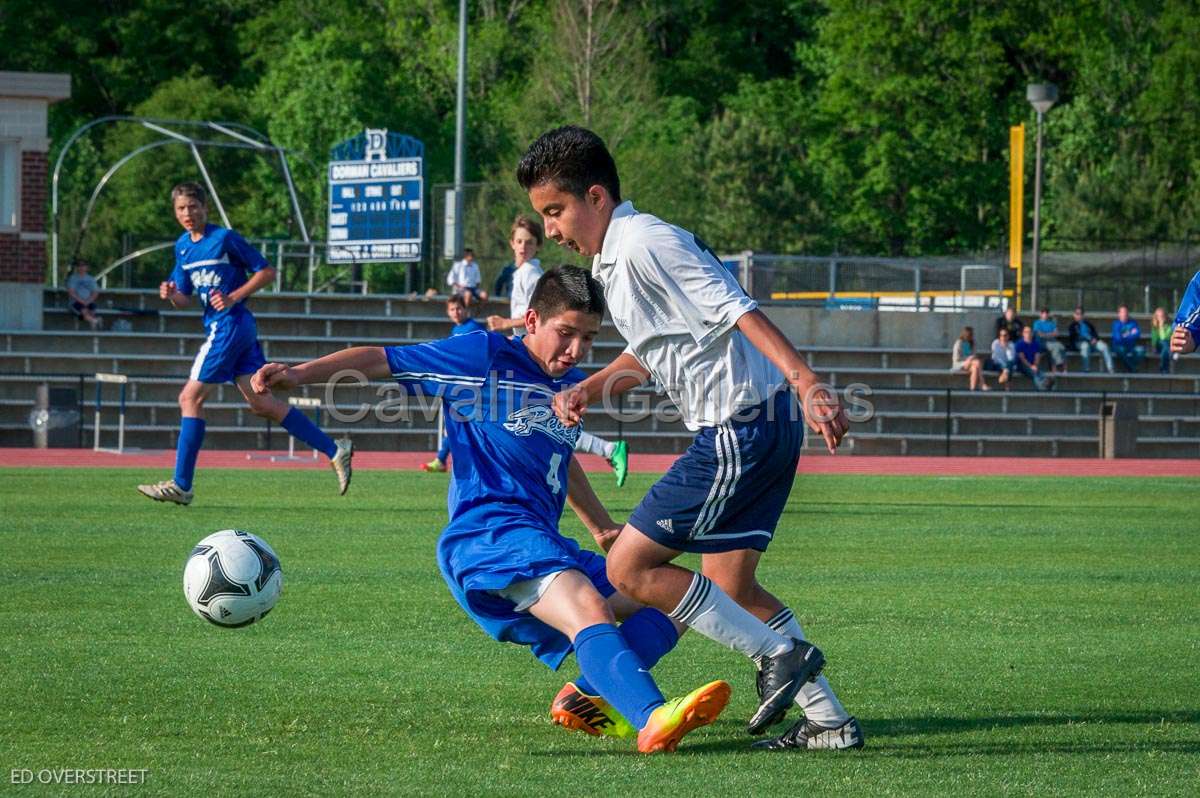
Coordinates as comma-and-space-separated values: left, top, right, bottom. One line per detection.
5, 0, 1198, 286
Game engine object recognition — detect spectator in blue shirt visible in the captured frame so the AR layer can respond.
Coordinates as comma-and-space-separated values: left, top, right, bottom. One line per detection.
1015, 326, 1052, 390
1111, 305, 1145, 373
1032, 308, 1067, 373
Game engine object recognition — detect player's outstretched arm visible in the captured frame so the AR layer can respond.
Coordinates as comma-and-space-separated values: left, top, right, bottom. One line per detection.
566, 456, 622, 552
553, 352, 649, 427
736, 308, 849, 453
252, 346, 390, 394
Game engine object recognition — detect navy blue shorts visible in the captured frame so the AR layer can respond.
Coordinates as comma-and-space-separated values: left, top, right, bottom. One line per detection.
629, 389, 804, 554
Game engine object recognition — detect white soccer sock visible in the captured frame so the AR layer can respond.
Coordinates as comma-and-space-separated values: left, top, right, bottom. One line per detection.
668, 573, 792, 661
575, 430, 615, 459
765, 607, 850, 726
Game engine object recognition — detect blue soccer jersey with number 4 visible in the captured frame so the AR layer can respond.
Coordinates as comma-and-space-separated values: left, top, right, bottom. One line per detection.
385, 330, 599, 666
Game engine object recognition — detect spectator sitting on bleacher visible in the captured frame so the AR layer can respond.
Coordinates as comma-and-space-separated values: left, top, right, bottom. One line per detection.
1067, 307, 1113, 373
986, 327, 1014, 387
1015, 326, 1053, 390
1032, 308, 1067, 374
1151, 306, 1175, 374
66, 260, 103, 330
995, 306, 1024, 340
1111, 305, 1145, 372
951, 326, 989, 391
447, 248, 488, 306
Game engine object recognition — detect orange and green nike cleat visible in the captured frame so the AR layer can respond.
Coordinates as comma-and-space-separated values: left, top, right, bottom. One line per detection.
550, 682, 635, 739
636, 679, 731, 754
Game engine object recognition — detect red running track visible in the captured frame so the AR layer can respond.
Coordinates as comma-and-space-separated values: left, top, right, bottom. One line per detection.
1, 448, 1197, 477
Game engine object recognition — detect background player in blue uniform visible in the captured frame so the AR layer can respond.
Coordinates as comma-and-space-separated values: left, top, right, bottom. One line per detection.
252, 267, 730, 753
137, 182, 352, 506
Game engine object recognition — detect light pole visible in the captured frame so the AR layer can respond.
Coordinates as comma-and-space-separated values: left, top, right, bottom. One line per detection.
1027, 82, 1057, 311
452, 0, 468, 261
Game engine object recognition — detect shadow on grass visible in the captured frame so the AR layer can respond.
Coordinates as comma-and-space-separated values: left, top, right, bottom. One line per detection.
531, 712, 1200, 758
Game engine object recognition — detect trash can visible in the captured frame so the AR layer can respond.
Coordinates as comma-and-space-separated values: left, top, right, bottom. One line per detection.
32, 384, 80, 448
1098, 401, 1138, 459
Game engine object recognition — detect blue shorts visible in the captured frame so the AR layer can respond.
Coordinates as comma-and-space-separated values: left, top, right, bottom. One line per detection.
437, 505, 614, 669
629, 389, 803, 554
189, 312, 266, 384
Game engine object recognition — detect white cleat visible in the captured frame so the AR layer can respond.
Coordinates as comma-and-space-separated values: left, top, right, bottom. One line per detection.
136, 479, 193, 506
331, 439, 353, 495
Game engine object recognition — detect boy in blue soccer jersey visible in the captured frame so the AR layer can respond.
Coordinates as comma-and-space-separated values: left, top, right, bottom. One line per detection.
252, 267, 730, 753
136, 182, 352, 506
519, 126, 863, 751
1170, 269, 1200, 355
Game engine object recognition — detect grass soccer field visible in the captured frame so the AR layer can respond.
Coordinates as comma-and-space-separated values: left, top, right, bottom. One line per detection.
2, 467, 1198, 795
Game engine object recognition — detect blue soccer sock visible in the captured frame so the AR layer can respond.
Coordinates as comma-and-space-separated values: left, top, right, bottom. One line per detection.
436, 435, 451, 463
573, 623, 664, 730
574, 608, 679, 698
173, 416, 206, 491
281, 407, 338, 459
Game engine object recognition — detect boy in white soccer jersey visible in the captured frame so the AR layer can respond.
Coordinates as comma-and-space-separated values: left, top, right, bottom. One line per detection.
518, 126, 862, 750
487, 214, 630, 486
136, 182, 352, 505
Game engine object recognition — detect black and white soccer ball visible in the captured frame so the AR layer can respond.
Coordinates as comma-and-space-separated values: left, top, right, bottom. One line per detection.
183, 530, 282, 628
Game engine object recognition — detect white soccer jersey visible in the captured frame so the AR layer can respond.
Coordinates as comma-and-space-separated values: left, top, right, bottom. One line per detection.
592, 202, 786, 431
510, 259, 543, 320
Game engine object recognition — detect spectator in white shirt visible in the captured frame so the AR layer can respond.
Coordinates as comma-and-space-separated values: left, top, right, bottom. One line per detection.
446, 249, 486, 306
985, 327, 1015, 386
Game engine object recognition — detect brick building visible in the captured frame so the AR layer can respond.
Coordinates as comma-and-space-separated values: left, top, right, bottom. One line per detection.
0, 71, 71, 330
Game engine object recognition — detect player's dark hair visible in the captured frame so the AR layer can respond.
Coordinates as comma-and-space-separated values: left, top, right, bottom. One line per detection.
171, 181, 207, 206
529, 265, 605, 320
446, 294, 466, 309
516, 126, 621, 203
511, 213, 543, 246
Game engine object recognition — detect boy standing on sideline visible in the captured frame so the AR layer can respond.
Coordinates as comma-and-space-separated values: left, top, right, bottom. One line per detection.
487, 214, 629, 486
137, 182, 352, 505
519, 126, 862, 750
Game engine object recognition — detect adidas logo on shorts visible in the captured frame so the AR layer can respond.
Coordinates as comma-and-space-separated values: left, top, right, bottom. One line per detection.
656, 518, 674, 533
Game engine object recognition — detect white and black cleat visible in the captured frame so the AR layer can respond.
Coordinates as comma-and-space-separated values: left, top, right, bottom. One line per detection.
747, 638, 825, 735
331, 438, 353, 495
752, 716, 865, 751
136, 479, 193, 506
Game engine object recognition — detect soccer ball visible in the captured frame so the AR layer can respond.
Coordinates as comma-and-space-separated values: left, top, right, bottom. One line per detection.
183, 530, 282, 628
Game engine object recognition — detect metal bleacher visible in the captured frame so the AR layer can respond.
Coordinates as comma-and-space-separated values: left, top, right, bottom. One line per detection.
2, 288, 1197, 457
